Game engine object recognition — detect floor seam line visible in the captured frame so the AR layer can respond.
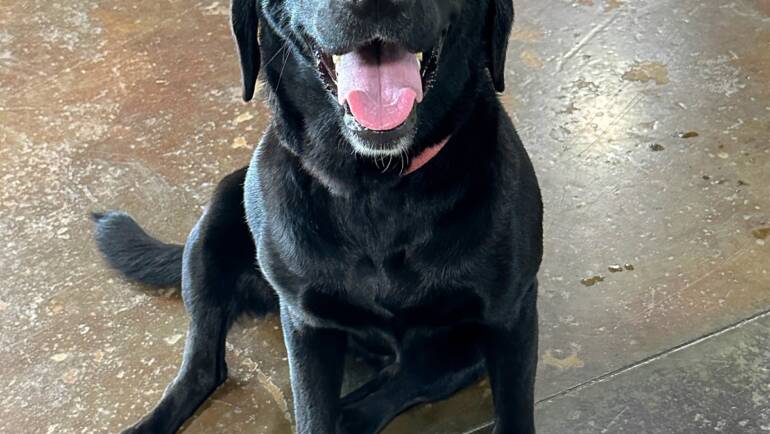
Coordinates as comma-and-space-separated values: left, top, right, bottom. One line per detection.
467, 309, 770, 434
534, 308, 770, 406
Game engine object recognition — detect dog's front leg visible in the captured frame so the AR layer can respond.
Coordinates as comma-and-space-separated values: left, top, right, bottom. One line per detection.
280, 303, 347, 434
484, 281, 539, 434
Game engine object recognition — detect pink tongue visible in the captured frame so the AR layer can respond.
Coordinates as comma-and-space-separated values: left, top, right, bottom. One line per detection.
336, 43, 423, 131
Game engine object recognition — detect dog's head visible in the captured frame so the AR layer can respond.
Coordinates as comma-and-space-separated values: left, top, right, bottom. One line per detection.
232, 0, 513, 159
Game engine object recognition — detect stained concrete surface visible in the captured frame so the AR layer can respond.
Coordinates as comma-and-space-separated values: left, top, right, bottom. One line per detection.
0, 0, 769, 433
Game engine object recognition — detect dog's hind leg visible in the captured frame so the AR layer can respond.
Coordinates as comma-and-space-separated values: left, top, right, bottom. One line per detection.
337, 326, 485, 434
121, 168, 276, 434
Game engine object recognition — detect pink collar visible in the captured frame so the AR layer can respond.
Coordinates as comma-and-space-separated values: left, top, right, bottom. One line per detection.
402, 136, 450, 176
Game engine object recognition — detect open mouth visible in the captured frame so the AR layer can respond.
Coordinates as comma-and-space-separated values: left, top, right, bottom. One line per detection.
311, 38, 445, 133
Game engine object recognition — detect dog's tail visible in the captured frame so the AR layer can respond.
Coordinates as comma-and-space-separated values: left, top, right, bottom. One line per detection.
92, 211, 183, 289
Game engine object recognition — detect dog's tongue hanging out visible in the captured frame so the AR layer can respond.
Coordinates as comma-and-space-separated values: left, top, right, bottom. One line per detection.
336, 42, 423, 131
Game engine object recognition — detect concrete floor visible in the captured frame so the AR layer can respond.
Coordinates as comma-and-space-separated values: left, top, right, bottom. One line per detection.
1, 0, 769, 433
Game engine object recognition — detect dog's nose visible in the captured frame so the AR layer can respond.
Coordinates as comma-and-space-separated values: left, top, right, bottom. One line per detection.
341, 0, 412, 16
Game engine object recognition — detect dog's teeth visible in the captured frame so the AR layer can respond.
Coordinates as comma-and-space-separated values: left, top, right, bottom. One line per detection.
416, 52, 423, 63
332, 55, 341, 66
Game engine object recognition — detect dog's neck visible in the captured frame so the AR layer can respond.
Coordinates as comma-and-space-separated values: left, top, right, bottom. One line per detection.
402, 136, 451, 176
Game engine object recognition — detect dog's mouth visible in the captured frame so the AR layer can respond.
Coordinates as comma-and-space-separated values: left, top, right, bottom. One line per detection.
311, 38, 445, 133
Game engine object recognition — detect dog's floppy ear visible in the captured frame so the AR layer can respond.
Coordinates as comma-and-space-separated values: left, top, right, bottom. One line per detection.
485, 0, 514, 93
231, 0, 261, 101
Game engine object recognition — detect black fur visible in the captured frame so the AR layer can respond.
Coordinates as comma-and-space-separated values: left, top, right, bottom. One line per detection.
231, 0, 261, 101
486, 0, 514, 92
94, 0, 542, 433
92, 212, 183, 288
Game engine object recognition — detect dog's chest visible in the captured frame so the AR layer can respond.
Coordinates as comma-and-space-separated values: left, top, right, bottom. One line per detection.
302, 199, 488, 327
297, 278, 485, 335
328, 193, 451, 291
266, 197, 484, 327
248, 149, 498, 329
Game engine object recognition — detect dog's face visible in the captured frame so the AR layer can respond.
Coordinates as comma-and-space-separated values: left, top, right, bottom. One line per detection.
232, 0, 513, 158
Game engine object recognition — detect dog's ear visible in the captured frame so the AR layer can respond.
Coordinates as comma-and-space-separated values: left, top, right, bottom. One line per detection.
231, 0, 261, 101
485, 0, 514, 93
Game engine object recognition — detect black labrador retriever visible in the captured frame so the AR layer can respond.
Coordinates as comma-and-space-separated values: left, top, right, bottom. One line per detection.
93, 0, 542, 433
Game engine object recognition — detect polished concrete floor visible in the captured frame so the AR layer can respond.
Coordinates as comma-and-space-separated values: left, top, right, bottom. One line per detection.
1, 0, 769, 433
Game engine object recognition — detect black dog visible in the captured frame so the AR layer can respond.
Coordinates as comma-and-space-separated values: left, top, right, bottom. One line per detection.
93, 0, 542, 432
